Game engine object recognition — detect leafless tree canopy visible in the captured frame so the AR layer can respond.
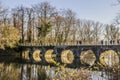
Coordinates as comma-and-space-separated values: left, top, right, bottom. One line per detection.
0, 1, 120, 45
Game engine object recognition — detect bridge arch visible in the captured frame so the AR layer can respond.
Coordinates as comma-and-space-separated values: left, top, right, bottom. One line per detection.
29, 47, 45, 63
61, 49, 74, 64
44, 49, 56, 63
32, 49, 42, 62
80, 49, 96, 66
99, 49, 119, 67
22, 48, 30, 61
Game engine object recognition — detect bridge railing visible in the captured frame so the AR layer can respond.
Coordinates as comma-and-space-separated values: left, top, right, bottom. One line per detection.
20, 40, 120, 46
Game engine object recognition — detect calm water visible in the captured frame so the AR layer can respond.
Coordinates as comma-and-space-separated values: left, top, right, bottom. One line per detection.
0, 56, 119, 80
0, 56, 52, 80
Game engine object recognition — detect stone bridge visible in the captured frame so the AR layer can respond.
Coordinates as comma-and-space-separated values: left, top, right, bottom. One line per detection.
21, 45, 120, 68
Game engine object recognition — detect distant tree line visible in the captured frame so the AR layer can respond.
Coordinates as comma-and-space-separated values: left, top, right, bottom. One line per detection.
0, 1, 120, 46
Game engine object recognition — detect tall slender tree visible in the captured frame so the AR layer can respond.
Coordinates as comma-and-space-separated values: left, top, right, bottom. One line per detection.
12, 6, 26, 43
33, 2, 56, 44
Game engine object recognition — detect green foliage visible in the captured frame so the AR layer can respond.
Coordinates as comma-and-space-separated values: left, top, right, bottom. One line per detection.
0, 25, 20, 49
37, 22, 52, 42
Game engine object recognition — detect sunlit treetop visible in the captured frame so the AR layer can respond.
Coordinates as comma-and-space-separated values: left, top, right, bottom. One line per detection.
0, 25, 20, 49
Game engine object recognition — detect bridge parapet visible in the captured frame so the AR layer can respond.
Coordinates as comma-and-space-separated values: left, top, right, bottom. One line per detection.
20, 39, 120, 47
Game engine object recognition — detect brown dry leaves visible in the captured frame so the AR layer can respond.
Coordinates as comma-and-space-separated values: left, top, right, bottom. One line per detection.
0, 25, 20, 49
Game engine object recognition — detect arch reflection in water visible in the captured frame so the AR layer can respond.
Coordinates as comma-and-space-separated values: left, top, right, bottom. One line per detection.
22, 49, 30, 60
61, 50, 74, 64
44, 49, 56, 63
80, 50, 96, 66
100, 50, 119, 67
32, 50, 42, 62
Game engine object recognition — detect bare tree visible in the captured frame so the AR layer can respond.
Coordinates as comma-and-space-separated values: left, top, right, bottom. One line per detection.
26, 8, 35, 43
104, 24, 119, 41
61, 9, 76, 43
33, 1, 56, 44
77, 19, 104, 44
45, 9, 77, 45
76, 19, 84, 42
92, 22, 103, 44
0, 2, 8, 26
77, 20, 94, 44
114, 14, 120, 25
12, 6, 26, 43
53, 12, 64, 45
1, 1, 116, 46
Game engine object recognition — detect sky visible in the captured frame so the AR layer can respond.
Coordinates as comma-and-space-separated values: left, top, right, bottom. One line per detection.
1, 0, 120, 24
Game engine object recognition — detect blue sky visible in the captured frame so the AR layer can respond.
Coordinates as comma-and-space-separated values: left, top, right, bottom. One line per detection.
1, 0, 120, 24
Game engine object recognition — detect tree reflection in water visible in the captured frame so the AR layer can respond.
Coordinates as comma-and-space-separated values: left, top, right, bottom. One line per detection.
0, 63, 50, 80
0, 53, 91, 80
